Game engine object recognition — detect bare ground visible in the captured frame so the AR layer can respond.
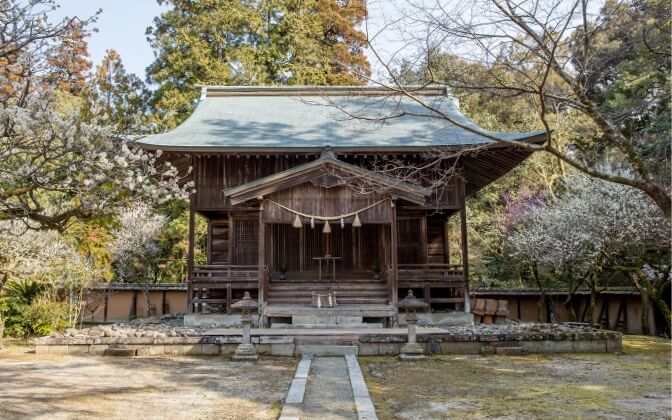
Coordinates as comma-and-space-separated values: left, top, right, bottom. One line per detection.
0, 340, 296, 420
360, 336, 672, 419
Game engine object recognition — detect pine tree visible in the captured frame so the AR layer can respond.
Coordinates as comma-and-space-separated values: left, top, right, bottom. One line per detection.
146, 0, 371, 128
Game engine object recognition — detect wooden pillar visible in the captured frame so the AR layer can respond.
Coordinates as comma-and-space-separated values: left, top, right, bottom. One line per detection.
443, 217, 451, 264
258, 199, 266, 304
161, 290, 167, 315
390, 199, 399, 306
516, 295, 522, 320
187, 194, 196, 314
458, 174, 470, 313
103, 292, 109, 323
130, 290, 138, 319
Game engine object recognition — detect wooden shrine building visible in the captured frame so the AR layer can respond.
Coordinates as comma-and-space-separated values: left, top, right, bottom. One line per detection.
137, 86, 543, 325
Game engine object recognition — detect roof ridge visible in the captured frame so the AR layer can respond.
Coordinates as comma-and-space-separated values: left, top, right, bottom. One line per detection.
200, 85, 449, 97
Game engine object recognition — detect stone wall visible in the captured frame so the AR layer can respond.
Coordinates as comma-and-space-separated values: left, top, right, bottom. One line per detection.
35, 324, 622, 357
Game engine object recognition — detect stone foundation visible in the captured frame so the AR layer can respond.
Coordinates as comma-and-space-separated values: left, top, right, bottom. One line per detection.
183, 314, 260, 328
35, 323, 622, 357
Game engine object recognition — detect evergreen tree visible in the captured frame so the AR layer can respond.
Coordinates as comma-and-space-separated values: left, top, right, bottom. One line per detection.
85, 49, 149, 134
146, 0, 370, 128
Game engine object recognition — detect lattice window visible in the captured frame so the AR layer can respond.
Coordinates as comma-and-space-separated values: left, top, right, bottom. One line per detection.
232, 219, 258, 265
398, 218, 424, 264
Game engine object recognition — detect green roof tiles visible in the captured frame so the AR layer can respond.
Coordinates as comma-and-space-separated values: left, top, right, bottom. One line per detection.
136, 86, 542, 151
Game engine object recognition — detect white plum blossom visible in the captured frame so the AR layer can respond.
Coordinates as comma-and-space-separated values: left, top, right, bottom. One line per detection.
0, 94, 193, 231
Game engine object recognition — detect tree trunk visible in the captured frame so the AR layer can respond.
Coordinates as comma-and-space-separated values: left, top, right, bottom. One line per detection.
142, 287, 151, 318
587, 291, 596, 328
640, 292, 651, 336
650, 293, 671, 336
531, 262, 546, 322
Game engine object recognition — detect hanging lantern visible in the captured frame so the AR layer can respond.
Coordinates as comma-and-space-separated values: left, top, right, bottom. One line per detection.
292, 214, 302, 228
340, 217, 345, 229
322, 221, 331, 234
352, 213, 362, 228
310, 217, 315, 229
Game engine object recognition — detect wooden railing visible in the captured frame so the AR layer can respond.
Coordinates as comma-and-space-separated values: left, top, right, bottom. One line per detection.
189, 264, 264, 314
397, 263, 465, 283
190, 264, 259, 283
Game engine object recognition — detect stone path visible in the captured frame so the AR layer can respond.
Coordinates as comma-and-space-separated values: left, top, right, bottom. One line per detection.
279, 355, 378, 420
303, 357, 356, 419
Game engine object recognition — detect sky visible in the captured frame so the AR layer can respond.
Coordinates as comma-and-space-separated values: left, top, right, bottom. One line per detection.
51, 1, 169, 79
50, 0, 403, 82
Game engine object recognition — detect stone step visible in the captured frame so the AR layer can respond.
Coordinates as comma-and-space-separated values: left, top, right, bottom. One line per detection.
296, 345, 359, 356
271, 323, 384, 329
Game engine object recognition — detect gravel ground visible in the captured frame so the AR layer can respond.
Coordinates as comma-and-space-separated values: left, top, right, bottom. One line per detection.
0, 341, 296, 420
360, 335, 671, 419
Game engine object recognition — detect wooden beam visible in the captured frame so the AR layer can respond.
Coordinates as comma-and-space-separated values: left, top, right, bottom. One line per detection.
390, 200, 399, 306
443, 217, 450, 265
161, 290, 167, 315
258, 201, 266, 304
458, 173, 471, 313
187, 194, 195, 314
130, 290, 138, 320
206, 219, 212, 263
103, 293, 108, 323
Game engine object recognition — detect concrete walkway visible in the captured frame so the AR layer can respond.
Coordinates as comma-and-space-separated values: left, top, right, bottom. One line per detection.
279, 355, 378, 420
303, 357, 356, 419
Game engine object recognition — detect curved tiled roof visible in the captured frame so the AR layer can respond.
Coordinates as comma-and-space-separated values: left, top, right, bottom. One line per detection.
136, 86, 543, 151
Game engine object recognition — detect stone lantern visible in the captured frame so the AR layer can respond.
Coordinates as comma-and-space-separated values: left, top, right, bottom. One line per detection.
396, 289, 428, 360
231, 291, 259, 361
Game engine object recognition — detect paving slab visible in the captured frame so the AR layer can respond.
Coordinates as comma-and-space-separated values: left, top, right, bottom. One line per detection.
279, 356, 313, 420
302, 357, 357, 420
345, 354, 379, 420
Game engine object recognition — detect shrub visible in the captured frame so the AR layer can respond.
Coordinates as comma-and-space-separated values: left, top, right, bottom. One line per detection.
0, 280, 68, 337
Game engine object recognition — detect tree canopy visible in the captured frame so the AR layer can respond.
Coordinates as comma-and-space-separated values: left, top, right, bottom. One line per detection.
146, 0, 371, 128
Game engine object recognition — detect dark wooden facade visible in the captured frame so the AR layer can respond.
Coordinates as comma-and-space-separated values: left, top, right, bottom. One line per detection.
176, 152, 474, 315
138, 85, 544, 318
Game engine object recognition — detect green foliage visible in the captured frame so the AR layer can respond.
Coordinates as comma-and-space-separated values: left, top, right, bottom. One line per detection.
146, 0, 370, 128
2, 279, 43, 304
0, 280, 66, 337
21, 299, 68, 336
573, 0, 671, 175
83, 49, 149, 134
